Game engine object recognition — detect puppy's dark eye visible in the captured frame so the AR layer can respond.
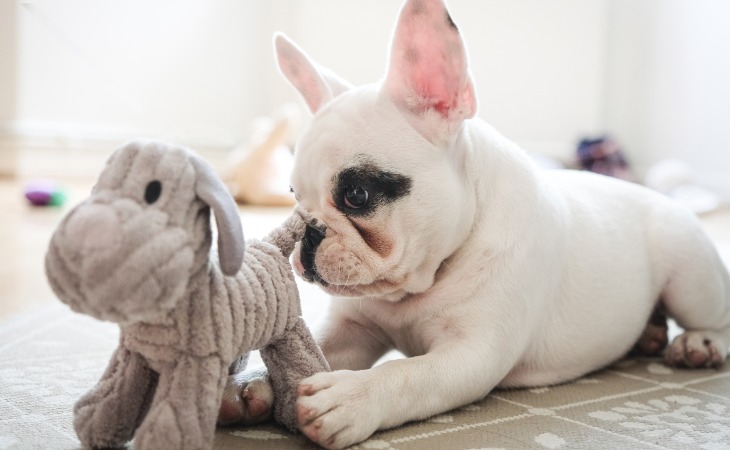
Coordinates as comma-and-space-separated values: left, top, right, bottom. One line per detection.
144, 180, 162, 204
343, 186, 368, 209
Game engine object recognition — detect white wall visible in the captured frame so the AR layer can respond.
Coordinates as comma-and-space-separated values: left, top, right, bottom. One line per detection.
3, 0, 607, 158
604, 0, 730, 192
0, 0, 19, 175
13, 0, 273, 145
2, 0, 728, 192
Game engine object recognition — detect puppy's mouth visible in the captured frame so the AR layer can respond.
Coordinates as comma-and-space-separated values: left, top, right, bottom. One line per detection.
300, 224, 327, 286
297, 223, 406, 300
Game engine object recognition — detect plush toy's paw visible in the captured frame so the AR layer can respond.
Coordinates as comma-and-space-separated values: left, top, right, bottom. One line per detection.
665, 330, 728, 368
72, 392, 133, 448
218, 371, 274, 425
74, 406, 128, 449
296, 370, 380, 450
134, 403, 184, 450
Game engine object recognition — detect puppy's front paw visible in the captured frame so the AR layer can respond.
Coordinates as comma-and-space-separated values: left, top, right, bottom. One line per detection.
218, 371, 273, 426
665, 331, 728, 368
296, 370, 381, 449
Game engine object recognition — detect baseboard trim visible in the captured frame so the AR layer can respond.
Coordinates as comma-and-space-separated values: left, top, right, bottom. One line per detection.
0, 122, 234, 179
4, 123, 728, 202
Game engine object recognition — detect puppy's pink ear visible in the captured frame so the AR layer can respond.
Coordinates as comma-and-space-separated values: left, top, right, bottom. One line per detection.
274, 33, 352, 114
385, 0, 476, 126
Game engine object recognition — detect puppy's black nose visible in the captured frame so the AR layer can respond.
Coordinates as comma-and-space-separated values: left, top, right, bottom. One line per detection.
301, 225, 326, 284
302, 224, 325, 250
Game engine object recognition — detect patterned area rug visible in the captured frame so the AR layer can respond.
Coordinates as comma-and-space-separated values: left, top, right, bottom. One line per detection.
1, 303, 730, 450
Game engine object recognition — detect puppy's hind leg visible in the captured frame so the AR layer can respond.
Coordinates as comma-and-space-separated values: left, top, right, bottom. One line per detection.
630, 304, 668, 357
218, 353, 275, 426
660, 222, 730, 368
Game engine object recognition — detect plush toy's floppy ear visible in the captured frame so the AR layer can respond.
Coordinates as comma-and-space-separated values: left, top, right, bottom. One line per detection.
274, 33, 352, 114
384, 0, 476, 131
191, 156, 245, 276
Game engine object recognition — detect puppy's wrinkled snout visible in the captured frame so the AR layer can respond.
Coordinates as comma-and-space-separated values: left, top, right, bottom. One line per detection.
301, 225, 326, 284
64, 204, 121, 253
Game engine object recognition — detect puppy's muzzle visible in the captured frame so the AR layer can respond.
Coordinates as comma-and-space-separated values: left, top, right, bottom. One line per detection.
301, 225, 327, 285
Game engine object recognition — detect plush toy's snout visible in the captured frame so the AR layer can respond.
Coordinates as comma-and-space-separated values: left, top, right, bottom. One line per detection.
48, 194, 196, 324
64, 203, 121, 253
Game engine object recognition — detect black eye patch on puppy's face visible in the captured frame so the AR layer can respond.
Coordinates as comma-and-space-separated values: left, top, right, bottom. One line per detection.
333, 158, 412, 217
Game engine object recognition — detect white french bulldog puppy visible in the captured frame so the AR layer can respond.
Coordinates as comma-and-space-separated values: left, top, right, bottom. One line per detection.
220, 0, 730, 448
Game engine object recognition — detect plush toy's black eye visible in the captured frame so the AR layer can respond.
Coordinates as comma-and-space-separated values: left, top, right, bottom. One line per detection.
144, 180, 162, 204
343, 186, 368, 209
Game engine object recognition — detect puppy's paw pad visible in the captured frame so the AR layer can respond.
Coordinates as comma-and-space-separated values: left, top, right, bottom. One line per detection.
218, 375, 273, 425
665, 331, 728, 368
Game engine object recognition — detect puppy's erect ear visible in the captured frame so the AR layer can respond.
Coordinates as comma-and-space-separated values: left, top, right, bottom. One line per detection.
191, 156, 245, 276
384, 0, 477, 135
274, 33, 352, 114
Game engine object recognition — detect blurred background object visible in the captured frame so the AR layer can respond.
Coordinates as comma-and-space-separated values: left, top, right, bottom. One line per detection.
23, 178, 67, 206
645, 159, 723, 215
224, 104, 299, 206
576, 136, 634, 182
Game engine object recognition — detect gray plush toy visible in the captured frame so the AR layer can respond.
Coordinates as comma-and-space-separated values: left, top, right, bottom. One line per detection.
45, 140, 329, 450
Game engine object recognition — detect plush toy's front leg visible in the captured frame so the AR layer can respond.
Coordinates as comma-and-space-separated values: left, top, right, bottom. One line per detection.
73, 347, 157, 448
133, 355, 227, 450
260, 318, 330, 431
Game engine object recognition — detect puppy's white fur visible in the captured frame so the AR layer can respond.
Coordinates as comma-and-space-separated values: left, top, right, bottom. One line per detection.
230, 1, 730, 448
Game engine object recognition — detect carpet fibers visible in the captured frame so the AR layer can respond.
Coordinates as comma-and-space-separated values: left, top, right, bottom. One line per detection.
1, 304, 730, 449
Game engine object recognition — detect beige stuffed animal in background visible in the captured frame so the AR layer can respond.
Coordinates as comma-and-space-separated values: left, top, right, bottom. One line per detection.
45, 140, 328, 450
225, 105, 300, 206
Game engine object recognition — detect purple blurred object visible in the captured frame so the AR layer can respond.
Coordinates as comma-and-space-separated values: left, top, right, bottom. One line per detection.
24, 179, 67, 207
577, 137, 635, 182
